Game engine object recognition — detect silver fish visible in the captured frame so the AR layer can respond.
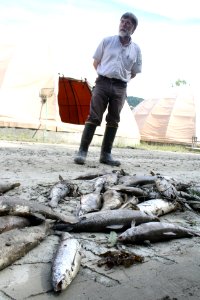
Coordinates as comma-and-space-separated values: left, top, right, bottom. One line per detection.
93, 176, 106, 193
101, 190, 124, 210
77, 193, 102, 216
118, 175, 157, 186
49, 175, 71, 208
137, 199, 178, 216
120, 196, 139, 210
109, 185, 148, 197
0, 182, 20, 194
155, 177, 178, 199
52, 232, 81, 292
0, 222, 49, 270
102, 172, 120, 190
118, 222, 200, 244
0, 196, 77, 224
73, 170, 112, 180
0, 215, 32, 233
73, 169, 124, 180
53, 209, 159, 232
77, 177, 105, 216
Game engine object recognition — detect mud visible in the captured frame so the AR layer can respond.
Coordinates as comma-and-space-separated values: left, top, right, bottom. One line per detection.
0, 140, 200, 300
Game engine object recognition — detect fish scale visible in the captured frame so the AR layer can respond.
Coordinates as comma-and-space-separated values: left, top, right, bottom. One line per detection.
0, 222, 49, 270
53, 209, 159, 232
118, 221, 200, 243
52, 233, 81, 292
49, 175, 71, 208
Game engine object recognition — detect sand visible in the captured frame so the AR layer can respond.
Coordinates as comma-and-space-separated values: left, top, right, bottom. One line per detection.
0, 140, 200, 300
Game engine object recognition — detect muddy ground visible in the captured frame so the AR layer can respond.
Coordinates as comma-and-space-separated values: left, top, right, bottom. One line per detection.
0, 140, 200, 300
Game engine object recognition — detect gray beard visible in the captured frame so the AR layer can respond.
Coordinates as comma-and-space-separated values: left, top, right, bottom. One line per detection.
118, 30, 131, 38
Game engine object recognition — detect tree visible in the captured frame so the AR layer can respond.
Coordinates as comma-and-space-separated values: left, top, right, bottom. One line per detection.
127, 96, 144, 108
172, 79, 188, 87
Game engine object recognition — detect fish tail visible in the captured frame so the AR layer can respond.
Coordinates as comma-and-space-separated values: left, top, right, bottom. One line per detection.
52, 223, 73, 232
12, 183, 21, 188
193, 231, 200, 237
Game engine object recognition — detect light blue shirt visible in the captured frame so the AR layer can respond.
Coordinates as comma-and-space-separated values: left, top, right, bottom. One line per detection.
93, 35, 142, 82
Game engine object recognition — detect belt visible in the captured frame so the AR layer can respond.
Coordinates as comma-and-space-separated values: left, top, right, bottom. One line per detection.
98, 75, 127, 85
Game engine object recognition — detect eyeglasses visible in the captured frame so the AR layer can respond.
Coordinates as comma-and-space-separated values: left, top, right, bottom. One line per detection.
120, 18, 133, 27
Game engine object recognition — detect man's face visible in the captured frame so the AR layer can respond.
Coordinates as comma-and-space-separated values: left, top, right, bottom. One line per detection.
119, 17, 135, 37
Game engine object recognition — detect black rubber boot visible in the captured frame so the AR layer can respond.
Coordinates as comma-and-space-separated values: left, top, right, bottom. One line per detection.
74, 123, 96, 165
100, 126, 121, 167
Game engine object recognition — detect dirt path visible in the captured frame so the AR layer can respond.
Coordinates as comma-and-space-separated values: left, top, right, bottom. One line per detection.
0, 140, 200, 300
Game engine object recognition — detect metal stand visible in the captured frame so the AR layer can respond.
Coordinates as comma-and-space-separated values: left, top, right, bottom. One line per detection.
32, 88, 54, 140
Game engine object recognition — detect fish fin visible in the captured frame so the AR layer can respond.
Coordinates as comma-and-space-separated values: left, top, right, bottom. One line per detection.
12, 183, 21, 188
32, 213, 46, 220
163, 232, 176, 236
144, 240, 151, 246
106, 225, 124, 230
61, 232, 73, 239
131, 220, 136, 227
76, 206, 83, 217
59, 175, 64, 181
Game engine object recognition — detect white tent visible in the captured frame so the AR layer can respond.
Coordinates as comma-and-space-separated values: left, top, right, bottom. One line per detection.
0, 42, 140, 147
133, 87, 200, 145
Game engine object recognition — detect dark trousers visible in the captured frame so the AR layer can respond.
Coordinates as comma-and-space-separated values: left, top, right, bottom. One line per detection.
86, 75, 127, 128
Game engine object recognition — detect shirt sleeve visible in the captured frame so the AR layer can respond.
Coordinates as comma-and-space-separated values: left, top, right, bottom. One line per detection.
93, 38, 106, 63
131, 45, 142, 75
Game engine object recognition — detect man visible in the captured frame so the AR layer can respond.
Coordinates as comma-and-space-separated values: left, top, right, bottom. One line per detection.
74, 12, 142, 166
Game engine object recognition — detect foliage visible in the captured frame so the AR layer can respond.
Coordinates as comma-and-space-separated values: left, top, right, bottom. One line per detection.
172, 79, 187, 87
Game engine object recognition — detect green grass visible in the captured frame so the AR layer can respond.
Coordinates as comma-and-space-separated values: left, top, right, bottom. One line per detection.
1, 128, 200, 154
135, 141, 198, 153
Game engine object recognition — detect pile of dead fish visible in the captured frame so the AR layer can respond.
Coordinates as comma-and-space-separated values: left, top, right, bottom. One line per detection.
0, 170, 200, 293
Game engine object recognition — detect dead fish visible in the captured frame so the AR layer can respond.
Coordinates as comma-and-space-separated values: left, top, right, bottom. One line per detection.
73, 169, 125, 181
101, 190, 124, 210
147, 191, 162, 200
102, 172, 120, 190
73, 170, 112, 180
93, 176, 106, 193
178, 191, 200, 202
52, 232, 81, 292
118, 221, 200, 244
188, 202, 200, 210
137, 199, 179, 216
0, 215, 32, 233
0, 222, 49, 270
109, 185, 148, 197
77, 177, 105, 216
155, 177, 178, 200
53, 209, 159, 232
120, 196, 139, 210
77, 193, 103, 216
0, 196, 77, 224
0, 182, 20, 194
118, 175, 157, 186
49, 175, 71, 208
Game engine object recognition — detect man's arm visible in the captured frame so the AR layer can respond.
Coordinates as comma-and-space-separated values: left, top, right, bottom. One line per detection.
131, 73, 136, 79
93, 59, 99, 70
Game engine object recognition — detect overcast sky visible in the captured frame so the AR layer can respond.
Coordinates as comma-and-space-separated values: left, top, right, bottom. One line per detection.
1, 0, 200, 98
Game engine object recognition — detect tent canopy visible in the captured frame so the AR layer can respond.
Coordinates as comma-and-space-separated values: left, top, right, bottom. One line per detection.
133, 87, 199, 145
